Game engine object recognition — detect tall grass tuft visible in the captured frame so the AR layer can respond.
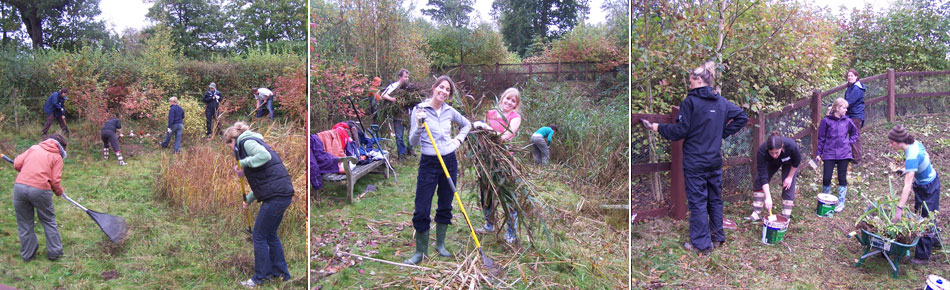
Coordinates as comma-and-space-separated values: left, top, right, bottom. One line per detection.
155, 122, 307, 236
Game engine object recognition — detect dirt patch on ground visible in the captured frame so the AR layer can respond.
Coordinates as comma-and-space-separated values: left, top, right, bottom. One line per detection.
121, 143, 147, 157
100, 270, 119, 281
220, 254, 254, 275
99, 238, 127, 256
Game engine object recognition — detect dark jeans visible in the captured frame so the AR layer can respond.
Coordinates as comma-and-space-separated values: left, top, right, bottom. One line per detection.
205, 108, 217, 136
851, 118, 864, 163
41, 114, 68, 136
394, 119, 412, 156
256, 98, 274, 119
413, 153, 458, 232
160, 124, 184, 153
913, 174, 941, 260
822, 159, 850, 187
101, 130, 120, 152
251, 196, 292, 283
684, 168, 724, 251
755, 163, 798, 200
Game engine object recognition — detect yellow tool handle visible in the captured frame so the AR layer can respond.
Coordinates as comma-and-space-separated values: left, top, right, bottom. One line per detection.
423, 122, 482, 249
236, 160, 253, 230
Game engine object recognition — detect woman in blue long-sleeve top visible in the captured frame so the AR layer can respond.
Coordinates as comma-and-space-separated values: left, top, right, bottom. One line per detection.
641, 61, 749, 254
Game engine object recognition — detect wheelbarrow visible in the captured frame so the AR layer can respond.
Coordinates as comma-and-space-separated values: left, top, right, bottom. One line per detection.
854, 229, 919, 278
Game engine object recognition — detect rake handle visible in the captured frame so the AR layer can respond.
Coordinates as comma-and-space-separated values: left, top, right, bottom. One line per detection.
235, 160, 254, 232
63, 194, 88, 212
1, 154, 12, 164
422, 122, 482, 249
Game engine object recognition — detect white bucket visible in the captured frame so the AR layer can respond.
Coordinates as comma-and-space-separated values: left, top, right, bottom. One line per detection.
928, 275, 948, 290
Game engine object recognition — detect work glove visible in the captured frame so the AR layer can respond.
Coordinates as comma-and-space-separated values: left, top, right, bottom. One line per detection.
453, 137, 464, 147
167, 127, 172, 133
414, 107, 427, 125
234, 164, 244, 177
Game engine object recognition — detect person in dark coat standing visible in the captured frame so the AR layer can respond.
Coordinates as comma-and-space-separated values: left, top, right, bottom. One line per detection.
640, 61, 749, 254
745, 131, 801, 221
100, 114, 126, 165
203, 82, 224, 138
817, 98, 859, 213
41, 88, 69, 137
225, 121, 295, 287
160, 97, 185, 153
843, 68, 866, 164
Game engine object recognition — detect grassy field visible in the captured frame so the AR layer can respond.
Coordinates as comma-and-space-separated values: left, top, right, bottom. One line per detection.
632, 115, 950, 289
311, 157, 629, 289
0, 122, 306, 289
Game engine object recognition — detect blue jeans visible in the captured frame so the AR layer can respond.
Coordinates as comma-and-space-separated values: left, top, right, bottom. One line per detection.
256, 98, 274, 119
413, 153, 457, 231
684, 168, 724, 251
394, 119, 409, 156
913, 174, 941, 260
160, 124, 183, 153
252, 196, 292, 283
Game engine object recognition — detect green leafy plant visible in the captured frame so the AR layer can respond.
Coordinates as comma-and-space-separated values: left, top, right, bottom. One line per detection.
855, 174, 935, 244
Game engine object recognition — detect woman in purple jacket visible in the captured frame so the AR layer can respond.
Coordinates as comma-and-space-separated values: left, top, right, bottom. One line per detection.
817, 98, 859, 213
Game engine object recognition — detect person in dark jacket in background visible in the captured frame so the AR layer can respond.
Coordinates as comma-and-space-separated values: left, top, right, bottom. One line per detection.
100, 114, 127, 166
41, 88, 69, 137
203, 82, 224, 138
843, 68, 865, 164
745, 131, 801, 221
817, 98, 858, 213
160, 97, 185, 153
640, 61, 749, 254
225, 121, 294, 288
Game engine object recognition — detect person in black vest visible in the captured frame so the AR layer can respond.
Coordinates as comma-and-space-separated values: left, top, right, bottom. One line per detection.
203, 82, 224, 138
100, 114, 127, 166
745, 131, 801, 221
224, 121, 294, 287
640, 61, 748, 254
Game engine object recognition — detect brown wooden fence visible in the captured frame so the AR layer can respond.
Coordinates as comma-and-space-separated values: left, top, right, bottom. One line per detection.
632, 69, 950, 223
437, 62, 625, 82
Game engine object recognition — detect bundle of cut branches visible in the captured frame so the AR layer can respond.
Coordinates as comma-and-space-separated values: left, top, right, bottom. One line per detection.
375, 87, 427, 122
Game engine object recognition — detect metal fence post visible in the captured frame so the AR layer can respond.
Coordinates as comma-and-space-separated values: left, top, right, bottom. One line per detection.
887, 68, 896, 122
670, 106, 687, 220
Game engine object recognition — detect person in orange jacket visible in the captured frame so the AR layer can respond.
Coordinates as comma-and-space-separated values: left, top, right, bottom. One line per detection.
12, 134, 68, 261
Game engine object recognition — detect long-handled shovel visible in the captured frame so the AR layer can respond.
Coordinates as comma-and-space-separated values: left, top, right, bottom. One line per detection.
234, 159, 254, 235
2, 155, 128, 243
421, 122, 500, 273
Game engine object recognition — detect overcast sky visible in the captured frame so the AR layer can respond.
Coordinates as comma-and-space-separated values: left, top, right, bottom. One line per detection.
94, 0, 895, 36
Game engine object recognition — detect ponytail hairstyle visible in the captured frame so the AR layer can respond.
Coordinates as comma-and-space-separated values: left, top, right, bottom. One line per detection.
689, 61, 717, 87
223, 121, 251, 145
828, 98, 848, 116
766, 131, 785, 150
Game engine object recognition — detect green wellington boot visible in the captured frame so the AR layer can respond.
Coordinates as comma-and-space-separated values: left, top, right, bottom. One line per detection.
404, 230, 429, 265
434, 223, 452, 257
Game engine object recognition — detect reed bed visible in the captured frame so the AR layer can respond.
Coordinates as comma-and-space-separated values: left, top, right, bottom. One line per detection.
155, 121, 307, 235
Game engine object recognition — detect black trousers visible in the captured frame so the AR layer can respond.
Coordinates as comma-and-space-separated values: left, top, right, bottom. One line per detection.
41, 114, 68, 136
822, 159, 850, 187
914, 174, 941, 260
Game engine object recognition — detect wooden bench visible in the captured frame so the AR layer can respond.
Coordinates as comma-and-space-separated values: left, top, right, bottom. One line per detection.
323, 154, 390, 203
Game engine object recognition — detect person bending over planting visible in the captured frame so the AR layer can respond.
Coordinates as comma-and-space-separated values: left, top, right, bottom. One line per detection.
12, 134, 68, 261
530, 125, 557, 165
160, 97, 185, 153
640, 61, 748, 254
404, 75, 471, 265
817, 98, 858, 213
254, 87, 275, 120
225, 121, 295, 287
472, 87, 523, 243
888, 124, 941, 266
745, 131, 801, 221
101, 113, 127, 166
41, 88, 69, 137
